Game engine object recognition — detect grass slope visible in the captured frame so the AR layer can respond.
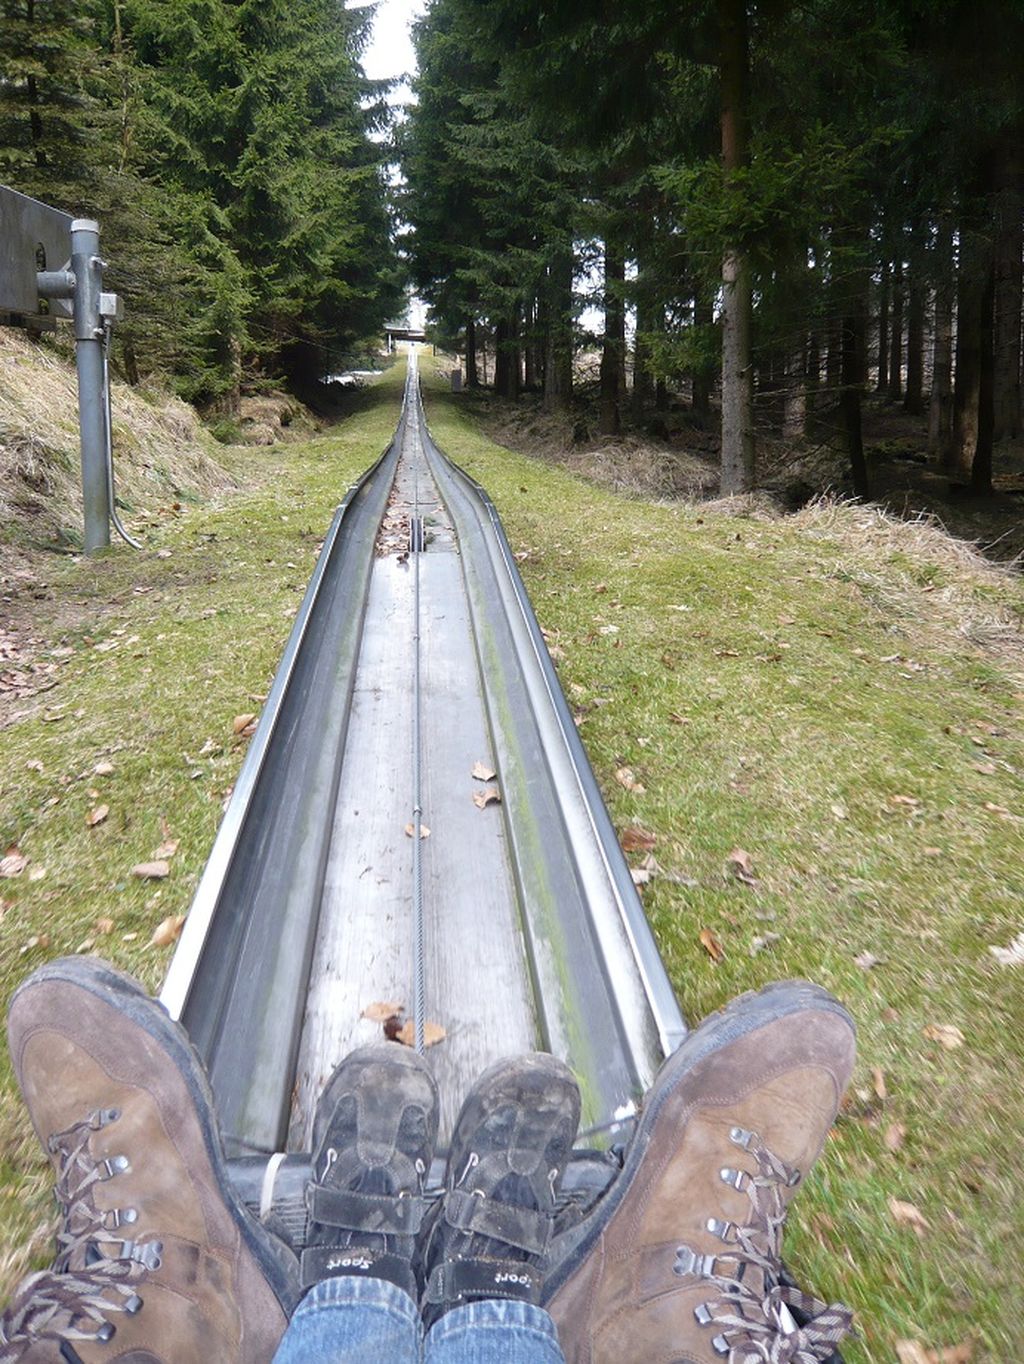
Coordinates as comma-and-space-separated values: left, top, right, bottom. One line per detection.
421, 361, 1024, 1362
0, 362, 403, 1288
1, 351, 1022, 1359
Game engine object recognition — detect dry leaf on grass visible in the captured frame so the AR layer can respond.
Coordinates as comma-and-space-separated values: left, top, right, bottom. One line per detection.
471, 761, 496, 782
95, 917, 115, 935
871, 1066, 887, 1100
26, 759, 44, 773
885, 1122, 907, 1153
889, 1197, 930, 1237
620, 826, 657, 853
0, 848, 28, 878
896, 1345, 931, 1364
232, 713, 257, 735
699, 928, 725, 963
362, 1001, 405, 1022
472, 786, 501, 809
989, 932, 1024, 967
132, 860, 170, 880
396, 1020, 446, 1048
155, 839, 180, 860
853, 950, 883, 971
614, 766, 645, 794
631, 866, 651, 886
20, 933, 51, 954
727, 848, 758, 886
93, 761, 114, 776
86, 804, 109, 828
404, 823, 431, 839
922, 1023, 965, 1051
149, 915, 186, 948
897, 1342, 972, 1364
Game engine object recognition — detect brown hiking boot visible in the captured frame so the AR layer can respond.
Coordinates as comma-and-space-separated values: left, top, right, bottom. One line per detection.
545, 981, 856, 1364
0, 956, 299, 1362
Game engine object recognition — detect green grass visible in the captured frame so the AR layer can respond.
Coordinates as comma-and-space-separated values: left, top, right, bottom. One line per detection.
3, 352, 1023, 1359
0, 363, 404, 1286
420, 360, 1024, 1362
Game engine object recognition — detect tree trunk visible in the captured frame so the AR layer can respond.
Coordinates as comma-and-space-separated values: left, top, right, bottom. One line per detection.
631, 287, 658, 419
494, 315, 520, 400
887, 253, 903, 401
928, 216, 954, 465
691, 286, 713, 424
523, 299, 536, 392
465, 317, 479, 388
542, 253, 574, 412
841, 306, 869, 497
904, 262, 925, 415
993, 143, 1023, 441
783, 339, 807, 441
953, 219, 995, 490
718, 0, 754, 492
599, 236, 625, 435
876, 258, 890, 392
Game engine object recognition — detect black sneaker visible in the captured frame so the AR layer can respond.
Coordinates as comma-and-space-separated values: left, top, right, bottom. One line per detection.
420, 1053, 580, 1324
300, 1043, 438, 1300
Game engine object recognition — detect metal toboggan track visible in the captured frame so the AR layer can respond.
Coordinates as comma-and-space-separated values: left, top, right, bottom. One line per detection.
160, 350, 685, 1236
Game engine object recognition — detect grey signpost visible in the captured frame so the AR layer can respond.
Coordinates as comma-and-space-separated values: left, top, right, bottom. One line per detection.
1, 185, 123, 553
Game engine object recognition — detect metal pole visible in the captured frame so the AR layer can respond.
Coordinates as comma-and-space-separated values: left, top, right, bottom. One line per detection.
70, 218, 110, 553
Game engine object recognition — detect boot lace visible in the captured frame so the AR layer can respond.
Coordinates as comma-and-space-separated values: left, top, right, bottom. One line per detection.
681, 1130, 854, 1363
0, 1109, 156, 1361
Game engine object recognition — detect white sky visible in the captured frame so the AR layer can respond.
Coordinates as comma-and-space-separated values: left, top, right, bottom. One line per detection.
355, 0, 427, 100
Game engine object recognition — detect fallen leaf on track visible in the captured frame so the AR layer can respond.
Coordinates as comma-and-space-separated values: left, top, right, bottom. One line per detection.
472, 786, 501, 809
471, 760, 496, 782
620, 826, 657, 852
614, 766, 645, 794
922, 1023, 965, 1051
396, 1020, 446, 1048
699, 928, 725, 963
889, 1197, 930, 1236
362, 1001, 405, 1022
132, 860, 170, 880
404, 823, 431, 839
86, 804, 109, 828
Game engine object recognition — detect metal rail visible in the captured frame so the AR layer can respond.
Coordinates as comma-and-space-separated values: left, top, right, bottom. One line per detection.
161, 351, 685, 1231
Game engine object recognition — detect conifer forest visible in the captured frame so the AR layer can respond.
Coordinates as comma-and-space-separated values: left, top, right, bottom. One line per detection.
3, 1, 1023, 503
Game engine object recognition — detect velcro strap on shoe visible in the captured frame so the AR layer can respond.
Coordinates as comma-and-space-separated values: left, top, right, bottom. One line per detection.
300, 1245, 417, 1297
443, 1189, 552, 1255
424, 1257, 541, 1306
306, 1182, 428, 1234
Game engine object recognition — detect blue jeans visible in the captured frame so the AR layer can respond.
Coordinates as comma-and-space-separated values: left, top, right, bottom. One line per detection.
272, 1276, 566, 1364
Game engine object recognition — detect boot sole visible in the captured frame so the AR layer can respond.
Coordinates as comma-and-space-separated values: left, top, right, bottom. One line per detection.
542, 979, 854, 1302
10, 955, 302, 1315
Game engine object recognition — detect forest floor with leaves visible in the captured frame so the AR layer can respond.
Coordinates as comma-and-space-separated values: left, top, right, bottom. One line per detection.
1, 353, 1023, 1360
471, 375, 1024, 567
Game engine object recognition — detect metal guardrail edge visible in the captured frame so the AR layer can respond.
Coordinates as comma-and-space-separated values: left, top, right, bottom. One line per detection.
160, 429, 404, 1021
417, 399, 688, 1055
